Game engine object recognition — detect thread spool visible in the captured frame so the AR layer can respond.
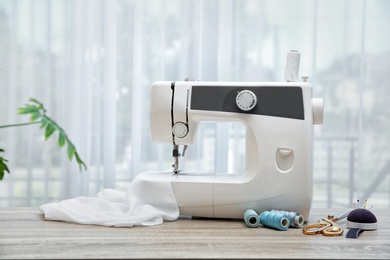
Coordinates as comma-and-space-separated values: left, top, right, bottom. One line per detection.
271, 209, 304, 228
259, 211, 290, 231
284, 50, 301, 82
243, 209, 260, 228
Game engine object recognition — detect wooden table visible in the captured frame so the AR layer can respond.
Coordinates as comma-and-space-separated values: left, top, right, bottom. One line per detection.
0, 208, 389, 259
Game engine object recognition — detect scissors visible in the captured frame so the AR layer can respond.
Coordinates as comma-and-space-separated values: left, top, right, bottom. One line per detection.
302, 211, 350, 236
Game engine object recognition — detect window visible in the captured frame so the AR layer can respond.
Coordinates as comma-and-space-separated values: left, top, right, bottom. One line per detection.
0, 0, 389, 208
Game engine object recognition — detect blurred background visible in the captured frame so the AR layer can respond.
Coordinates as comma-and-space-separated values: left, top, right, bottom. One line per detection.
0, 0, 389, 208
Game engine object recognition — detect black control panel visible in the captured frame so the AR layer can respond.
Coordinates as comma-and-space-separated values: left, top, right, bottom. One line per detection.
190, 86, 305, 120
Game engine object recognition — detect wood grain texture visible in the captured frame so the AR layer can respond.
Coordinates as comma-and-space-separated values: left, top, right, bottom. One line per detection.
0, 207, 389, 259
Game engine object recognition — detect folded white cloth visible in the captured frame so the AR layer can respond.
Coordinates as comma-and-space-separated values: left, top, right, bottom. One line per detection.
40, 171, 179, 227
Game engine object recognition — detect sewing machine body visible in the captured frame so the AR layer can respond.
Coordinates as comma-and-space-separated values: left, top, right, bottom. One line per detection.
146, 80, 323, 220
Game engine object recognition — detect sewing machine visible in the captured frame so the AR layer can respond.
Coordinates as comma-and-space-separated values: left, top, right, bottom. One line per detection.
144, 52, 324, 221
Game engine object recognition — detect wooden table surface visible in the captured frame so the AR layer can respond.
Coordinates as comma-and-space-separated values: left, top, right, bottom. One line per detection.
0, 207, 389, 259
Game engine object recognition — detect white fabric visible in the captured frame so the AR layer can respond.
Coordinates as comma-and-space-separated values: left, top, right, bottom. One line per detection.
40, 172, 179, 227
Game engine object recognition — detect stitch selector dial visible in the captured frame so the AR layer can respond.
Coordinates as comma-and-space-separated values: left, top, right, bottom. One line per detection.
236, 90, 257, 111
172, 121, 188, 138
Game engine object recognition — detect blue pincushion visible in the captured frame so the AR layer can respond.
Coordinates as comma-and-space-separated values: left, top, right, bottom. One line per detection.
346, 208, 377, 230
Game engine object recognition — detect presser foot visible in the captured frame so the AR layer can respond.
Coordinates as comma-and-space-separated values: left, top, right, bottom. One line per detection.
172, 145, 187, 174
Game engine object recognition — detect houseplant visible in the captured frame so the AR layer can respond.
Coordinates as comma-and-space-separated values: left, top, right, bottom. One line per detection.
0, 98, 86, 180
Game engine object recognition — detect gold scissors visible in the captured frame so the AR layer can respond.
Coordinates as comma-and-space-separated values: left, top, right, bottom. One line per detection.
302, 211, 350, 236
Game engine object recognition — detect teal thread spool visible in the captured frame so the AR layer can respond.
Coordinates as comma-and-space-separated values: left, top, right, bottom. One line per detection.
243, 209, 260, 228
271, 209, 304, 228
259, 211, 290, 231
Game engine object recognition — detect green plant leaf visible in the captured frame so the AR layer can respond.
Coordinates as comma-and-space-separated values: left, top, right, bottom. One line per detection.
75, 152, 87, 171
18, 103, 43, 123
0, 156, 9, 181
29, 111, 41, 122
44, 123, 56, 140
58, 132, 66, 148
40, 116, 49, 129
67, 141, 75, 161
17, 98, 88, 172
29, 98, 44, 109
18, 105, 39, 115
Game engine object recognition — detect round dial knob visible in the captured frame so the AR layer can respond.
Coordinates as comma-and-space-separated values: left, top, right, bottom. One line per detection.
236, 90, 257, 111
172, 121, 188, 138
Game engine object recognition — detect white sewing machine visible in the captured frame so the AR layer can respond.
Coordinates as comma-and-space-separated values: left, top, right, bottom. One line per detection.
146, 51, 323, 220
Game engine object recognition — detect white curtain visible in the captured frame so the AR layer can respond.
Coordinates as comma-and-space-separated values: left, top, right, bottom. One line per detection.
0, 0, 389, 208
